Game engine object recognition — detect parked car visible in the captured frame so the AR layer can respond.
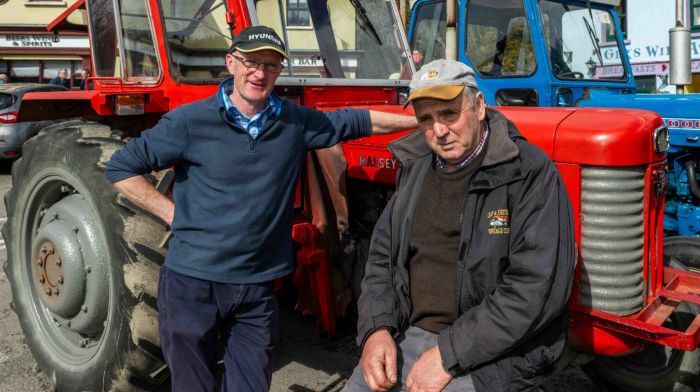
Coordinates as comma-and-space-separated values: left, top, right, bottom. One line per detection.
0, 83, 68, 159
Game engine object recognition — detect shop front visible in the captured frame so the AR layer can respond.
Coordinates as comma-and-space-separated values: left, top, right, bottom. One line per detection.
0, 32, 89, 87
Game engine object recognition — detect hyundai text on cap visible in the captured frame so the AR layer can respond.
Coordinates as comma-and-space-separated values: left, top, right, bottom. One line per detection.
230, 25, 289, 59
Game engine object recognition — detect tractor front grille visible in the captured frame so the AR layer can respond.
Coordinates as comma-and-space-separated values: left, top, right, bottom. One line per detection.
579, 166, 645, 315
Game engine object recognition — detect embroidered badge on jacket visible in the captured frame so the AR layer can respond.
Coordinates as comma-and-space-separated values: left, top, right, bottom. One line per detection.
487, 209, 511, 234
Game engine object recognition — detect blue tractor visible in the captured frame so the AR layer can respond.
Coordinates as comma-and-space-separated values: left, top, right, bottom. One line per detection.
408, 0, 700, 240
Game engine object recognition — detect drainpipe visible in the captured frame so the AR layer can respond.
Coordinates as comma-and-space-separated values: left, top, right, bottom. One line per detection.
669, 0, 691, 94
445, 0, 457, 60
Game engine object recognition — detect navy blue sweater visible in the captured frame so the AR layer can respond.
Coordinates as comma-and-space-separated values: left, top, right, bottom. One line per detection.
105, 92, 372, 283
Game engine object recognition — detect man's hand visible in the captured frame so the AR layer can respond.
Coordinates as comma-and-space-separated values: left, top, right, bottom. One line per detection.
360, 328, 398, 391
405, 346, 452, 392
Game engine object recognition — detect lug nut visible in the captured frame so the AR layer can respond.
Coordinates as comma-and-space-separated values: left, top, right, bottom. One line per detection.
72, 226, 79, 233
57, 276, 64, 284
81, 305, 88, 313
55, 259, 62, 267
53, 289, 59, 296
39, 276, 45, 284
53, 212, 59, 219
85, 266, 91, 273
37, 259, 43, 267
46, 289, 52, 296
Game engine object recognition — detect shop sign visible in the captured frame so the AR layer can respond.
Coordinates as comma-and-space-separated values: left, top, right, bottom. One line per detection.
285, 56, 358, 68
0, 34, 89, 49
596, 60, 700, 78
602, 38, 700, 63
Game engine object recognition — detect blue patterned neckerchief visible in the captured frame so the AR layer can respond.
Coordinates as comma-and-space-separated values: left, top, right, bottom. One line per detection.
435, 121, 489, 173
219, 77, 282, 139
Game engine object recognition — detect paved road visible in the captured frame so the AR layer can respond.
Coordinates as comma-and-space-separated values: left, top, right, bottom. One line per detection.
0, 163, 603, 392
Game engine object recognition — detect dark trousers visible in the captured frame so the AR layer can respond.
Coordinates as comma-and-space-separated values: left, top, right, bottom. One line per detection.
158, 266, 279, 392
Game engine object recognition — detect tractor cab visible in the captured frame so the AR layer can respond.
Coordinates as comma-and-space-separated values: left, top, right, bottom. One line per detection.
98, 0, 414, 85
408, 0, 635, 107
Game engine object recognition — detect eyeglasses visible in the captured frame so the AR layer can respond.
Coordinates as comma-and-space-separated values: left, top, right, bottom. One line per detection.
231, 54, 284, 74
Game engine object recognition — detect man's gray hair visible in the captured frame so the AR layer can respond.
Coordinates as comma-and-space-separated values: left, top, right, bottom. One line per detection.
463, 86, 479, 109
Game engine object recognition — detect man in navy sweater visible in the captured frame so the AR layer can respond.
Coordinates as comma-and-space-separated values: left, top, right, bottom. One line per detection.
105, 26, 417, 392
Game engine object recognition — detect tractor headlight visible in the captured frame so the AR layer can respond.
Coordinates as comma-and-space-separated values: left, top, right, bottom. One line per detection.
653, 126, 670, 153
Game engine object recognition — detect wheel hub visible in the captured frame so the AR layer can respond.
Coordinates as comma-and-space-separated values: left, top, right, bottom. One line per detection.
30, 193, 109, 335
35, 241, 66, 301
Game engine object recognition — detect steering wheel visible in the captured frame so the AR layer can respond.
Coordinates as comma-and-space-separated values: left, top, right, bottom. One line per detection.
558, 71, 585, 80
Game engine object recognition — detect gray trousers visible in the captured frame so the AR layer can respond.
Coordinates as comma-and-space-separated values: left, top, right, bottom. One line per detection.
343, 326, 476, 392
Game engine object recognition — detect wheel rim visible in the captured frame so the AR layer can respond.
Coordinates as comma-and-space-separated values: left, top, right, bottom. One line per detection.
19, 172, 112, 364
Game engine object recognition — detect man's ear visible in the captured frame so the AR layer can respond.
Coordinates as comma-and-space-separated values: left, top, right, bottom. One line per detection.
475, 91, 486, 121
225, 53, 236, 76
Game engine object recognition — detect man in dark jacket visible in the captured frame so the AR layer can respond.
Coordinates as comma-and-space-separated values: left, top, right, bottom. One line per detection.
344, 59, 576, 392
106, 26, 417, 392
49, 68, 69, 88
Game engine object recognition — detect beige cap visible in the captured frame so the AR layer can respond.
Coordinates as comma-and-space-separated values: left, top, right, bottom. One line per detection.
404, 59, 478, 108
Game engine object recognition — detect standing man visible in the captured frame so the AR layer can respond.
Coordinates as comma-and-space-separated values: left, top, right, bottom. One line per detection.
49, 68, 70, 88
0, 73, 7, 84
105, 26, 417, 392
344, 59, 576, 392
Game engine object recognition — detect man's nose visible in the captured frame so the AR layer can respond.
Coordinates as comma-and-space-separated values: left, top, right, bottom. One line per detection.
252, 65, 267, 78
433, 122, 450, 138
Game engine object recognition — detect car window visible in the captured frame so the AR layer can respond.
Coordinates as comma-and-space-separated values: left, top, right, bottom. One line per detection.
0, 93, 15, 111
32, 87, 67, 93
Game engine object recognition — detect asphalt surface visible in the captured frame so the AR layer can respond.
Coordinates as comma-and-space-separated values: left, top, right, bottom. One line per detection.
0, 160, 604, 392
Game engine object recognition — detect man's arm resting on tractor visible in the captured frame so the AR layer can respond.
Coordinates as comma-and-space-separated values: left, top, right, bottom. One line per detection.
114, 176, 175, 226
369, 110, 418, 135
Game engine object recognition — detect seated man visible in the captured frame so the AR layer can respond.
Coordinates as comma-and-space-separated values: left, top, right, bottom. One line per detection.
344, 59, 576, 392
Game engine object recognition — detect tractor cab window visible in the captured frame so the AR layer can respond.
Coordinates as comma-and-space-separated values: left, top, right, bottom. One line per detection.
538, 0, 628, 81
465, 0, 536, 78
159, 0, 232, 80
116, 0, 161, 81
87, 0, 160, 82
410, 0, 446, 68
250, 0, 413, 80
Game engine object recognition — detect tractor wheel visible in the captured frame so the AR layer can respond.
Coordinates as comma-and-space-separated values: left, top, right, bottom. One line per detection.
590, 256, 700, 392
663, 236, 700, 273
2, 121, 169, 391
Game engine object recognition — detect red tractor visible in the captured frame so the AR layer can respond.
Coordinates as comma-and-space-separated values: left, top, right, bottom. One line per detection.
3, 0, 700, 391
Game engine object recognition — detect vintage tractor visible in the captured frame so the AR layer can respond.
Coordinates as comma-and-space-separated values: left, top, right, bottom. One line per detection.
3, 0, 700, 391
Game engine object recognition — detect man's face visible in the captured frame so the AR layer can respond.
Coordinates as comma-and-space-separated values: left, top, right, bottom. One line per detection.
225, 49, 283, 106
59, 70, 67, 78
413, 91, 486, 167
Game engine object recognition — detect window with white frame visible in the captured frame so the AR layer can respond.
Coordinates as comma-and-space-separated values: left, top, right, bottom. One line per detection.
287, 0, 310, 28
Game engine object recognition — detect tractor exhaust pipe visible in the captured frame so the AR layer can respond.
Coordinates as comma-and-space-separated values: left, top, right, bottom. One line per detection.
670, 0, 691, 94
445, 0, 457, 60
684, 160, 700, 200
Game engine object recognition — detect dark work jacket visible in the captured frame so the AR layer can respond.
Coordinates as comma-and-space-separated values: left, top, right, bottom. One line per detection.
356, 108, 576, 392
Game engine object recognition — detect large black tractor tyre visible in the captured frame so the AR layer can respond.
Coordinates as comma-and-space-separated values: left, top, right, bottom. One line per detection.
3, 121, 169, 391
589, 252, 700, 392
664, 236, 700, 273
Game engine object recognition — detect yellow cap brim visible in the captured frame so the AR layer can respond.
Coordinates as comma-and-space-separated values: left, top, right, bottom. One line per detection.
403, 85, 465, 108
236, 46, 289, 60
